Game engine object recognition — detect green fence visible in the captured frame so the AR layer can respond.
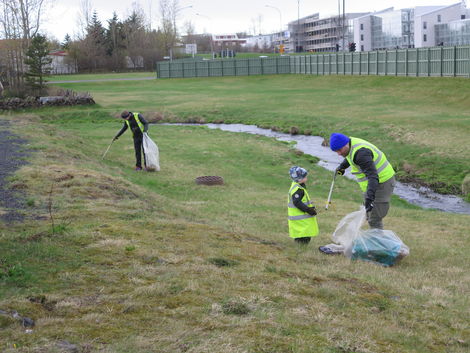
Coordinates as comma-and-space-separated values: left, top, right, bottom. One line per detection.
157, 56, 291, 78
156, 45, 470, 78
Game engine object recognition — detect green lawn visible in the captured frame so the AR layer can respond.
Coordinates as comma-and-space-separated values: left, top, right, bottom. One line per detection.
51, 74, 470, 198
0, 75, 469, 352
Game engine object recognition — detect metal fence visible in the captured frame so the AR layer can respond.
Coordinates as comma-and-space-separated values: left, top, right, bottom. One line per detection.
156, 45, 470, 78
157, 56, 291, 78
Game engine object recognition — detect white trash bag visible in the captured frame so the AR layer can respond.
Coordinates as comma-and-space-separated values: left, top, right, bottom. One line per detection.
331, 207, 409, 266
142, 132, 160, 171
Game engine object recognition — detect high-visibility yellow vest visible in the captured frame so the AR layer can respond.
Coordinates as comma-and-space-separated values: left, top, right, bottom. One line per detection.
125, 113, 144, 132
287, 182, 319, 238
346, 137, 395, 192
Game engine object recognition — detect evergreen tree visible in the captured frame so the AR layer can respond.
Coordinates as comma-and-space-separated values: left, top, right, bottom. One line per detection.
123, 9, 147, 68
105, 13, 126, 69
24, 34, 52, 94
62, 34, 72, 50
84, 11, 107, 70
105, 13, 124, 56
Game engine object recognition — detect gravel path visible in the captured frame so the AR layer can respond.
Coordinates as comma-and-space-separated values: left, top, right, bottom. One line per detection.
0, 119, 29, 222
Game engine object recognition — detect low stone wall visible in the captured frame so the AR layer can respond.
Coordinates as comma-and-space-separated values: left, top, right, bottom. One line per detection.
0, 92, 95, 110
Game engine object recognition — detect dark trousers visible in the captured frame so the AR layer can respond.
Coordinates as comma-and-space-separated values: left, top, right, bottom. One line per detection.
133, 133, 146, 168
294, 237, 311, 245
366, 176, 396, 229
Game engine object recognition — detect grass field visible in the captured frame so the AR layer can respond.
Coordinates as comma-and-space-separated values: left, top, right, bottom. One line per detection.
50, 73, 470, 198
0, 74, 469, 352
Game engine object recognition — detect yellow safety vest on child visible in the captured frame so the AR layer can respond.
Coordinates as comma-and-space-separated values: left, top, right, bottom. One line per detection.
287, 182, 319, 238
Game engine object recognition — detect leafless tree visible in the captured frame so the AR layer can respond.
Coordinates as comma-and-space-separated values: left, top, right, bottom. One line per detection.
158, 0, 178, 58
2, 0, 48, 40
183, 20, 195, 44
76, 0, 93, 40
0, 0, 50, 94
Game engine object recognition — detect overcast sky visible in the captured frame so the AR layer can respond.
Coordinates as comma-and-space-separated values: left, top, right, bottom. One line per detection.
43, 0, 462, 40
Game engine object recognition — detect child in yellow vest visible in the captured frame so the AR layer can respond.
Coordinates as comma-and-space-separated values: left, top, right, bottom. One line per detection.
287, 166, 319, 245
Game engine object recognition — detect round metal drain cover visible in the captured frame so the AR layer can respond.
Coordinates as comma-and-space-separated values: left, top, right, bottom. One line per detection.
195, 176, 224, 186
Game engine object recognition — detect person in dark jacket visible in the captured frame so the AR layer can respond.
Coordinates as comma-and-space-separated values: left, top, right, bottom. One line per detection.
330, 133, 396, 229
113, 111, 149, 171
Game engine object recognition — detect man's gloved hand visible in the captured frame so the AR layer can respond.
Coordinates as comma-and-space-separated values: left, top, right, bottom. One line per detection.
307, 207, 317, 216
364, 198, 374, 212
335, 166, 345, 176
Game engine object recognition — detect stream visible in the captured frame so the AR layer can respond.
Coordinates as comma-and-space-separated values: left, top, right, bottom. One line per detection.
165, 123, 470, 215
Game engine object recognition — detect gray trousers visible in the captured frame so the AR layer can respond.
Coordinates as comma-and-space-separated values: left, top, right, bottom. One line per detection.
365, 176, 396, 229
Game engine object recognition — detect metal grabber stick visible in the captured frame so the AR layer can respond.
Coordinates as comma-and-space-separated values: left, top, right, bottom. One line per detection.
101, 139, 114, 160
325, 170, 337, 210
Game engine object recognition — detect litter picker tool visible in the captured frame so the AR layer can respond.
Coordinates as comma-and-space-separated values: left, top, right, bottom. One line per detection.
325, 170, 337, 210
101, 139, 114, 160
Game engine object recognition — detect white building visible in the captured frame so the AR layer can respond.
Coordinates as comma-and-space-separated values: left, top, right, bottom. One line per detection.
244, 34, 273, 49
415, 2, 469, 47
353, 1, 470, 51
211, 34, 246, 49
48, 50, 77, 74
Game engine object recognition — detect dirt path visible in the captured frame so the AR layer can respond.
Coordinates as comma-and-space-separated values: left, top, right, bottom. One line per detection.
0, 119, 29, 222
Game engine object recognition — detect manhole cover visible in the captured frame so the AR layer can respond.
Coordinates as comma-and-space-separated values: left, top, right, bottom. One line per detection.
195, 176, 224, 186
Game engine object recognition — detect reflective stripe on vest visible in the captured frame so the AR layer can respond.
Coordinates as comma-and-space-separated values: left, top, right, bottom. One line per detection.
287, 182, 319, 238
125, 112, 144, 132
346, 137, 395, 192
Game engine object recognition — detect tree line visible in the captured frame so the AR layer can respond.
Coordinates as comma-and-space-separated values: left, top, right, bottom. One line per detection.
0, 0, 276, 97
0, 0, 186, 96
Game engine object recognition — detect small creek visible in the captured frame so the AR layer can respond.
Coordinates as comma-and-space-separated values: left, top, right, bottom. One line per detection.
164, 123, 470, 215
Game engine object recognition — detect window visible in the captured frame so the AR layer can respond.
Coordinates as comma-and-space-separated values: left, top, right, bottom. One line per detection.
423, 21, 427, 29
361, 34, 364, 41
437, 14, 441, 22
423, 34, 427, 42
462, 15, 466, 19
360, 23, 364, 30
361, 45, 364, 51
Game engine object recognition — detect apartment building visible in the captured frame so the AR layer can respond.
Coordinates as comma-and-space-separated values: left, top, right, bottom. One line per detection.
211, 34, 246, 49
287, 13, 368, 53
354, 1, 470, 51
436, 17, 470, 45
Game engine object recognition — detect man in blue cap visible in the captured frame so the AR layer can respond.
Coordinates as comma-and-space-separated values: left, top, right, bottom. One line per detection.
329, 133, 396, 229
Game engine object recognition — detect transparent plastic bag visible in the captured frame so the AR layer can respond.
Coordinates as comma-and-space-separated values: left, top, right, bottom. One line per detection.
142, 132, 160, 171
332, 208, 367, 258
351, 229, 410, 266
331, 207, 409, 266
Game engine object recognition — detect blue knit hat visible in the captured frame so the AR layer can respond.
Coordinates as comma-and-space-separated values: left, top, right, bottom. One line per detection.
329, 133, 349, 151
289, 166, 308, 182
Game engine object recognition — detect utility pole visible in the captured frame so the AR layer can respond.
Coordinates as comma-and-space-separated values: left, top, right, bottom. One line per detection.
297, 0, 300, 52
265, 5, 282, 53
343, 0, 346, 52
